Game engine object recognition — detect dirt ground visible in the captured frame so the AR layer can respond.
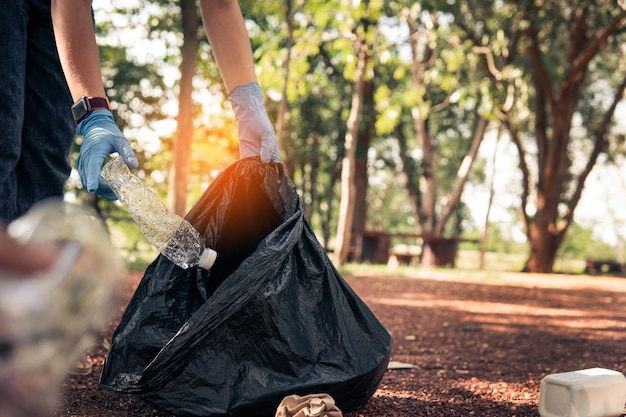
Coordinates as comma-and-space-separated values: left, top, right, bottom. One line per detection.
54, 268, 626, 417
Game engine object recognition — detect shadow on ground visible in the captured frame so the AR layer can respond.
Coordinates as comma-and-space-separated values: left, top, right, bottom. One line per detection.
56, 270, 626, 417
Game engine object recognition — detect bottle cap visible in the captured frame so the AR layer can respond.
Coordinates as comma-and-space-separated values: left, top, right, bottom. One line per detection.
198, 247, 217, 270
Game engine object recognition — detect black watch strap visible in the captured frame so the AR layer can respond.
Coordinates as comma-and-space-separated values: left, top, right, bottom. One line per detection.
71, 96, 111, 124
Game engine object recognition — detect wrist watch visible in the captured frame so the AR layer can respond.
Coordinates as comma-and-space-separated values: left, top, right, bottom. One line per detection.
71, 96, 111, 124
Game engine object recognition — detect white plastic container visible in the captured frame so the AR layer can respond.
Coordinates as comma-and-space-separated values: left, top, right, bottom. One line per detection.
538, 368, 626, 417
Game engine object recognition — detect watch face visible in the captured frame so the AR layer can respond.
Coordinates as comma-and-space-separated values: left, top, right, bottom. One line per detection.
71, 97, 90, 123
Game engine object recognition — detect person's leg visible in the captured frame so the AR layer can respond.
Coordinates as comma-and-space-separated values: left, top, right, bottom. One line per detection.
0, 1, 29, 222
16, 0, 75, 221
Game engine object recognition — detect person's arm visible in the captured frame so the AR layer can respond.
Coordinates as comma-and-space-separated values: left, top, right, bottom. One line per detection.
51, 0, 105, 100
199, 0, 280, 163
199, 0, 257, 93
0, 230, 54, 275
51, 0, 138, 199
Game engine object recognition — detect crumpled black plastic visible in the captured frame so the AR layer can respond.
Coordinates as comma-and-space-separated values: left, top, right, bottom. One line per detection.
100, 158, 392, 417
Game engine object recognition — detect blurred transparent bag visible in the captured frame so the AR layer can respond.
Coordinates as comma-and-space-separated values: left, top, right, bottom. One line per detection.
0, 200, 124, 417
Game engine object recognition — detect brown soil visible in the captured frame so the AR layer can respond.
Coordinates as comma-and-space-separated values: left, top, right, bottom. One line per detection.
54, 269, 626, 417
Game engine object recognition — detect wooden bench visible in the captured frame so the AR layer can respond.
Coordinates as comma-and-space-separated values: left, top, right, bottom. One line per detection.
388, 252, 418, 265
353, 231, 471, 267
388, 244, 421, 266
584, 260, 626, 276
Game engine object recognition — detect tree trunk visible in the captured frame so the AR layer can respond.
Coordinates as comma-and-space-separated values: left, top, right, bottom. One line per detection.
168, 0, 198, 216
435, 116, 489, 236
407, 14, 437, 236
351, 80, 375, 249
303, 134, 319, 222
322, 129, 345, 251
334, 38, 369, 265
480, 125, 504, 270
525, 223, 560, 273
395, 123, 423, 228
275, 0, 294, 175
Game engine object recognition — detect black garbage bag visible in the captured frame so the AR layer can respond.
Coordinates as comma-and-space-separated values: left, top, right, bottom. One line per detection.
100, 158, 392, 417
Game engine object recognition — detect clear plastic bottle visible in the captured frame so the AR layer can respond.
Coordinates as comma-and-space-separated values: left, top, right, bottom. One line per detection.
100, 155, 217, 270
0, 200, 124, 417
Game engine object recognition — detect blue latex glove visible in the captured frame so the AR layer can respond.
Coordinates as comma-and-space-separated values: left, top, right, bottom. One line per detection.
228, 82, 281, 163
76, 110, 138, 200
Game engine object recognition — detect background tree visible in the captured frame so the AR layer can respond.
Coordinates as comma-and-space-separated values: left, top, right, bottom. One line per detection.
367, 2, 491, 265
452, 0, 626, 273
332, 1, 381, 264
168, 0, 200, 216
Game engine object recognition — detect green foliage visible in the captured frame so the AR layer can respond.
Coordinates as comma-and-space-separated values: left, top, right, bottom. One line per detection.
482, 222, 528, 255
367, 142, 416, 232
558, 221, 618, 261
107, 216, 158, 272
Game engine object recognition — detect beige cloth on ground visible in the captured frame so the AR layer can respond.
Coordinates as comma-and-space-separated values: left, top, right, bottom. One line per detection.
275, 393, 343, 417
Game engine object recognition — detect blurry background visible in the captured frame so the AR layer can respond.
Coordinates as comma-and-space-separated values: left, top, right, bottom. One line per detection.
65, 0, 626, 275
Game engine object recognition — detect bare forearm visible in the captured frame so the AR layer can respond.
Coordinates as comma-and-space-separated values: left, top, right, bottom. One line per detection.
51, 0, 106, 100
199, 0, 257, 93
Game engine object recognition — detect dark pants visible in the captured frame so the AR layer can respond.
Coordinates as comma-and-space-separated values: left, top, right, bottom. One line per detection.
0, 0, 75, 223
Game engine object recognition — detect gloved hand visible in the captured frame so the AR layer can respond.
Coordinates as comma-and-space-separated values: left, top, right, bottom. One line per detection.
228, 82, 281, 163
76, 110, 138, 200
